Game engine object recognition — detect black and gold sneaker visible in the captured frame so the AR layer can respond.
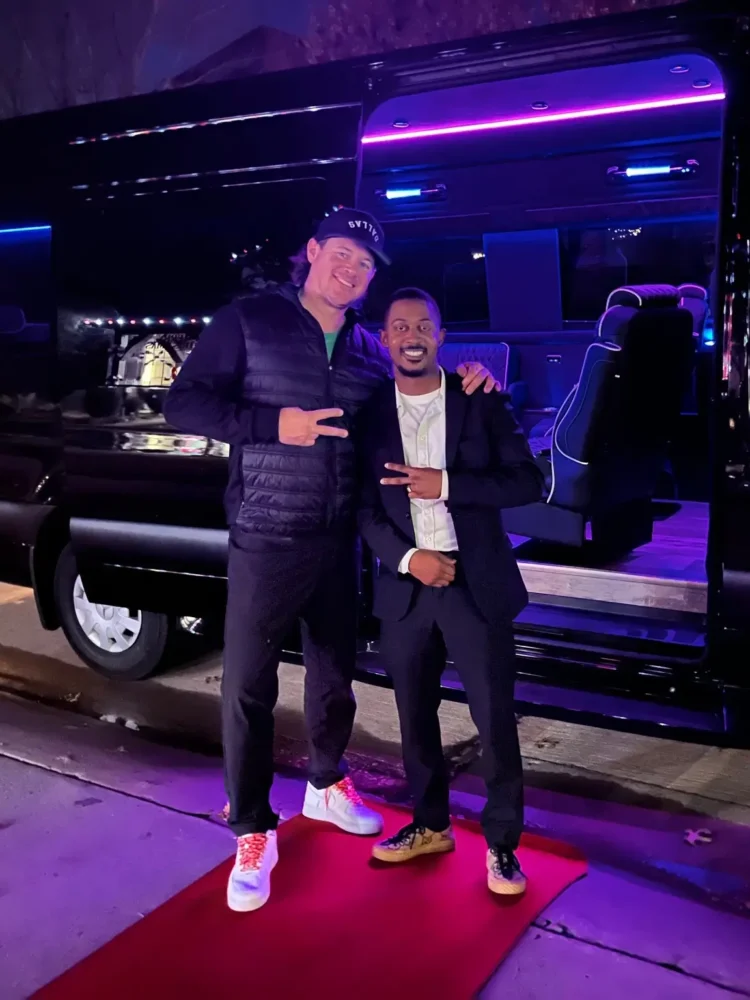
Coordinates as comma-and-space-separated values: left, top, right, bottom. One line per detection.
487, 846, 527, 895
372, 821, 455, 863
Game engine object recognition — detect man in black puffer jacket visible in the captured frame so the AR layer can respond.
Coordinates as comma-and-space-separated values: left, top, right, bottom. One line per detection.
164, 208, 497, 913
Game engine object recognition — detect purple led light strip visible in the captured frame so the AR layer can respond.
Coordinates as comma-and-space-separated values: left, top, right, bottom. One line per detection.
361, 92, 725, 145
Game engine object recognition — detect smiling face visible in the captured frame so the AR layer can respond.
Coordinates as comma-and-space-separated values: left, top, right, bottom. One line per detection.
305, 236, 376, 310
381, 295, 445, 380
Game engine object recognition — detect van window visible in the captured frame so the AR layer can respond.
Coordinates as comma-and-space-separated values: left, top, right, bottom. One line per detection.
0, 224, 52, 396
58, 181, 327, 321
0, 225, 51, 323
366, 234, 489, 328
368, 218, 716, 329
560, 219, 717, 321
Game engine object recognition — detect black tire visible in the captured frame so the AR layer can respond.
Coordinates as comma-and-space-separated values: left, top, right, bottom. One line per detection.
53, 543, 172, 681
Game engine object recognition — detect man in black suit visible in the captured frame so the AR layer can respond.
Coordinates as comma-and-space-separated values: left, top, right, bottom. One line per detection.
357, 288, 544, 895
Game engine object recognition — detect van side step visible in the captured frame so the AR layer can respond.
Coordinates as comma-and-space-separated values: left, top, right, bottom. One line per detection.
516, 602, 705, 658
519, 560, 707, 616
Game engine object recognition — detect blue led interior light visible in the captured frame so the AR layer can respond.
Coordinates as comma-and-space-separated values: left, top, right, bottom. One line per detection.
385, 188, 424, 200
624, 165, 673, 178
0, 225, 51, 235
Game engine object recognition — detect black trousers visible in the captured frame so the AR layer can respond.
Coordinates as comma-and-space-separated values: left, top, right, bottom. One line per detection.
379, 567, 523, 849
223, 528, 358, 836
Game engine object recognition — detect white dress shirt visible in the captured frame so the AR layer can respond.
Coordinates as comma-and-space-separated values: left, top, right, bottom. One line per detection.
395, 369, 459, 575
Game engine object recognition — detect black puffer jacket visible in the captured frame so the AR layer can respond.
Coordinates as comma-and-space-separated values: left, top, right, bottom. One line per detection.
165, 284, 391, 539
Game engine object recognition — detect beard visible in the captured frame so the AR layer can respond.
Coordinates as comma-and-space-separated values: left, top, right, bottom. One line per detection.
395, 363, 429, 378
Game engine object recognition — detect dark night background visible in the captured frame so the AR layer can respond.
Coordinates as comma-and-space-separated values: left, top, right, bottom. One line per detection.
0, 0, 682, 120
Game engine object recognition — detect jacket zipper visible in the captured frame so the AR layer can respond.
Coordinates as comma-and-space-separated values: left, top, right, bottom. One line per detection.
296, 291, 349, 531
325, 322, 352, 530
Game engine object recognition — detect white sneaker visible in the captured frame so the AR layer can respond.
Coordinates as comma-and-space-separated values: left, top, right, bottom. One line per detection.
226, 830, 278, 912
302, 777, 384, 835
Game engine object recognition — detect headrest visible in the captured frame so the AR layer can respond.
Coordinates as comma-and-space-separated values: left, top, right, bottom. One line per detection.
0, 306, 25, 333
678, 284, 708, 302
439, 342, 510, 387
605, 285, 680, 310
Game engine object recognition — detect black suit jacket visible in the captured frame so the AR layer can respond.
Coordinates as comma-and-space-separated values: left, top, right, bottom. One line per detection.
356, 373, 545, 624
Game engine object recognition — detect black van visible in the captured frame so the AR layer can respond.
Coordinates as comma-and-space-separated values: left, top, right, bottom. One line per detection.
0, 2, 748, 744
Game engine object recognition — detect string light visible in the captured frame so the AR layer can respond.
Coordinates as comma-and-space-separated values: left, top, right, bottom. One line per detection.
82, 316, 212, 328
69, 159, 348, 196
69, 103, 352, 146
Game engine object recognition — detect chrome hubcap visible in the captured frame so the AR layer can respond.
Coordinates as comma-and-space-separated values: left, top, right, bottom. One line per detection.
73, 576, 142, 653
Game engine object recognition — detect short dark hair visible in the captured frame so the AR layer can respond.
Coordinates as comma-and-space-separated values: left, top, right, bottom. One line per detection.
384, 287, 442, 326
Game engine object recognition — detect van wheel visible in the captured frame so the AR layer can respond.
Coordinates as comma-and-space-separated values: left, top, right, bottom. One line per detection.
53, 544, 171, 681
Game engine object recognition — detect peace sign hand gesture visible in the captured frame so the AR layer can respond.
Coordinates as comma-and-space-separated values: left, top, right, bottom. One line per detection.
279, 407, 349, 447
380, 463, 443, 500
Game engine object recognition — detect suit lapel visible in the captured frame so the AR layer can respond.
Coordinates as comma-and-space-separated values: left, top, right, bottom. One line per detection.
445, 379, 468, 468
380, 386, 406, 466
374, 386, 412, 534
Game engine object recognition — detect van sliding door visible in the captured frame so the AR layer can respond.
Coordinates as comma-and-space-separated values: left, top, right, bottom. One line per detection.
714, 52, 750, 643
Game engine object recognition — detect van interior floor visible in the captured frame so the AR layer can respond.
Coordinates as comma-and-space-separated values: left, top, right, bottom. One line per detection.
511, 500, 708, 640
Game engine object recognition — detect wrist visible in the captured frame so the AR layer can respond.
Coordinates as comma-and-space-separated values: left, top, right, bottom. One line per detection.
398, 547, 418, 575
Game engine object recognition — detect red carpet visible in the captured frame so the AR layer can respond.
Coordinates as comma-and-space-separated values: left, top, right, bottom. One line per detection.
36, 804, 586, 1000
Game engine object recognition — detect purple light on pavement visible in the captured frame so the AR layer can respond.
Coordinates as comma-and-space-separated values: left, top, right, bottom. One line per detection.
361, 92, 725, 145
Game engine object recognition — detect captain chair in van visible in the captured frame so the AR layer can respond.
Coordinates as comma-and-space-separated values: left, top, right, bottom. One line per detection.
675, 283, 706, 418
678, 284, 709, 339
502, 285, 694, 552
439, 340, 528, 414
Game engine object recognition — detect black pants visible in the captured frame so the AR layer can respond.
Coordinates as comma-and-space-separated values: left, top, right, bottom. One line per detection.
379, 568, 523, 849
223, 528, 357, 836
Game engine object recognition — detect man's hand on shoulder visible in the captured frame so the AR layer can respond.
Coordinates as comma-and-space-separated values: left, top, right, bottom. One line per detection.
408, 550, 456, 587
278, 407, 349, 447
455, 361, 500, 396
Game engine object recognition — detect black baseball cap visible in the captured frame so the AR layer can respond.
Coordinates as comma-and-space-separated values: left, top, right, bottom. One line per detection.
314, 207, 390, 265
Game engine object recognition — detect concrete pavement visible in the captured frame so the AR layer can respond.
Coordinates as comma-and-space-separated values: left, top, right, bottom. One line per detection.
3, 581, 750, 825
0, 694, 748, 999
